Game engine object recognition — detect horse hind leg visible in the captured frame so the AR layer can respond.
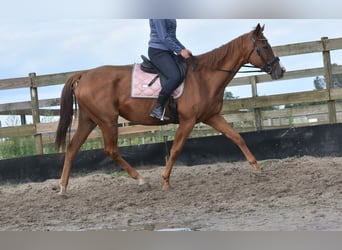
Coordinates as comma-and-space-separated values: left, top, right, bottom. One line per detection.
59, 113, 96, 195
99, 120, 149, 187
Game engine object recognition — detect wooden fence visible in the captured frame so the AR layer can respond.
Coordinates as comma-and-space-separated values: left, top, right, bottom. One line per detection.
1, 36, 342, 157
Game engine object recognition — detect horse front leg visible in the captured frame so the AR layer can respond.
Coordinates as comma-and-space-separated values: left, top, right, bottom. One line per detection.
162, 120, 196, 190
204, 114, 261, 173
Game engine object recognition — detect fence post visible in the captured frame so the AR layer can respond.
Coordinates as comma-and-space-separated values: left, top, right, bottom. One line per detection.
29, 72, 43, 154
321, 37, 337, 124
250, 76, 262, 131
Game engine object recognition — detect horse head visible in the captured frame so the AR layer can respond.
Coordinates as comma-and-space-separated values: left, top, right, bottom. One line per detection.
247, 24, 285, 80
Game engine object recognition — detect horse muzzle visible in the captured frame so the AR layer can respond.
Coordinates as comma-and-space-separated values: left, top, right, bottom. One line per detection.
270, 62, 286, 80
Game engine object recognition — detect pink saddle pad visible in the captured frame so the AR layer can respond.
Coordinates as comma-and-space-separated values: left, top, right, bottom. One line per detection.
131, 64, 184, 99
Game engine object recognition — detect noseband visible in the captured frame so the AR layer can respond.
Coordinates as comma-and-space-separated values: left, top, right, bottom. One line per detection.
247, 36, 280, 74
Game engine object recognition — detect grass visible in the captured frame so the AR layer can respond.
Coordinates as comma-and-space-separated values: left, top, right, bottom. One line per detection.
0, 132, 170, 160
0, 135, 106, 160
0, 136, 36, 159
111, 171, 129, 178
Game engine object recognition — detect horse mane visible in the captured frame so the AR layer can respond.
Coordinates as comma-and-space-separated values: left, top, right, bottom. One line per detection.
196, 32, 250, 69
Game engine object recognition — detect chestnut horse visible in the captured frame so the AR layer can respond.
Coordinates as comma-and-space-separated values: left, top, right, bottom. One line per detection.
55, 24, 284, 195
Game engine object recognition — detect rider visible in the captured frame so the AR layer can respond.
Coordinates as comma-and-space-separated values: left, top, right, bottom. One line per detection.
148, 19, 192, 121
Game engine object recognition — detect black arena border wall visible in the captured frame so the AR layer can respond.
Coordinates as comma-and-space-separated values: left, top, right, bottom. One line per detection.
1, 124, 342, 184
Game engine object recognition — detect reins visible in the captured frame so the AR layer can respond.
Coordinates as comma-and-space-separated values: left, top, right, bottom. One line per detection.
190, 56, 263, 74
190, 35, 279, 75
236, 64, 263, 74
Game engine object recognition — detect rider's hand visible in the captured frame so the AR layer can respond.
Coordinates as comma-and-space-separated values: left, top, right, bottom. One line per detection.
180, 49, 192, 59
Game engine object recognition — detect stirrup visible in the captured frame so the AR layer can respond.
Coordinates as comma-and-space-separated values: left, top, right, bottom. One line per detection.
150, 107, 169, 121
160, 108, 169, 121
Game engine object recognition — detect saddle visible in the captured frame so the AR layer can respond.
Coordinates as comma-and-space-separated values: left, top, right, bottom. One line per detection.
139, 54, 187, 124
140, 54, 187, 82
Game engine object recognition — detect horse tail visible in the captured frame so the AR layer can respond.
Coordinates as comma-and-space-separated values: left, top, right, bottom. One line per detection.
55, 72, 83, 151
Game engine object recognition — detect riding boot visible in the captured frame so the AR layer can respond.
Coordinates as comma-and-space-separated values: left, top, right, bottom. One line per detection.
150, 94, 170, 121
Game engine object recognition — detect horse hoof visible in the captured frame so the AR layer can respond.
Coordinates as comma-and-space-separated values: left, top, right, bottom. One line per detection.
58, 191, 66, 196
58, 185, 67, 196
139, 182, 151, 189
251, 163, 261, 173
162, 183, 170, 191
138, 175, 149, 186
253, 168, 262, 174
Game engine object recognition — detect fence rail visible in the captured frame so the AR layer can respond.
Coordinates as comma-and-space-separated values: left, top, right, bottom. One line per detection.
1, 36, 342, 158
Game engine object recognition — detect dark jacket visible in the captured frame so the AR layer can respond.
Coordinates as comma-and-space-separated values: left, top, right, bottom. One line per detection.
148, 19, 185, 54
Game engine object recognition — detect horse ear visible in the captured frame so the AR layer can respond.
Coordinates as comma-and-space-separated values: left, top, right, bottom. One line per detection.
254, 23, 265, 36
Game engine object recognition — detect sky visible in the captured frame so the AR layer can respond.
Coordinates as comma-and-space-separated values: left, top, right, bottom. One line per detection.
1, 0, 342, 126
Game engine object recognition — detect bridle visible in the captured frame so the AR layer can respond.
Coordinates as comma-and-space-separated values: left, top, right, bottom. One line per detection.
245, 36, 280, 74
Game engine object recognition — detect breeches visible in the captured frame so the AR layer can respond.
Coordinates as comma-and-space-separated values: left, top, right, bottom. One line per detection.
148, 47, 182, 96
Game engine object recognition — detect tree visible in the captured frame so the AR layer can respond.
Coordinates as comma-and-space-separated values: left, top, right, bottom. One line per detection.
223, 91, 237, 100
313, 76, 325, 90
313, 64, 342, 89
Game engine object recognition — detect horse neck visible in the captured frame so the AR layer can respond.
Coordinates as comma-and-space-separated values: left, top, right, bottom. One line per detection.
195, 34, 250, 90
